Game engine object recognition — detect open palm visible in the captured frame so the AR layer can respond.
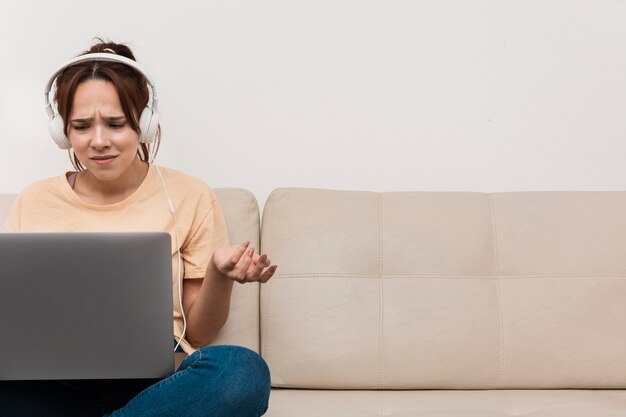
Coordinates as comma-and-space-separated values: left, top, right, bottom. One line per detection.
211, 241, 277, 284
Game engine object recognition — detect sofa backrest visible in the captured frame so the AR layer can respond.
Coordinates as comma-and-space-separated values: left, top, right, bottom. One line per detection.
260, 188, 626, 389
0, 189, 261, 352
207, 188, 261, 351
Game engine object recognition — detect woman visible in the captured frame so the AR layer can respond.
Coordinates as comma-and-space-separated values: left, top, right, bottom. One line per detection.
1, 40, 276, 416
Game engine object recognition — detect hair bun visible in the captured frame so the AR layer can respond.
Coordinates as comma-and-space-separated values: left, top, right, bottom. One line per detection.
87, 38, 137, 61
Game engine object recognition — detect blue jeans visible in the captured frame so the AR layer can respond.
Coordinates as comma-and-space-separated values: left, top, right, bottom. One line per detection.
0, 345, 271, 417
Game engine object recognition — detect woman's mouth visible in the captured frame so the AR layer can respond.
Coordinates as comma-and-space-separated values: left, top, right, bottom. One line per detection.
91, 156, 117, 166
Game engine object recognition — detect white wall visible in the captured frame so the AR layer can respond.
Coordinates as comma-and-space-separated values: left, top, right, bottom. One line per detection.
1, 1, 626, 208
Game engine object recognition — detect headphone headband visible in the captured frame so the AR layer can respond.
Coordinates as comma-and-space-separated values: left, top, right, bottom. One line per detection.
44, 52, 159, 149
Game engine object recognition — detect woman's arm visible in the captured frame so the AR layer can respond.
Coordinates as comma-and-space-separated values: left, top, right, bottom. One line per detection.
183, 241, 277, 348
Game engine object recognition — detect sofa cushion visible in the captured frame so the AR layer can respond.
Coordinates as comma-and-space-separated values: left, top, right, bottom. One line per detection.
265, 389, 626, 417
260, 189, 626, 389
210, 188, 261, 351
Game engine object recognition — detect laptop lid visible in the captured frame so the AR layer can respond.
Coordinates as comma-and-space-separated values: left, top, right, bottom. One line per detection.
0, 232, 174, 380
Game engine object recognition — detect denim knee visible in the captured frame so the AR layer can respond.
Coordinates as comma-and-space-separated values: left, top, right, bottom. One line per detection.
195, 345, 271, 416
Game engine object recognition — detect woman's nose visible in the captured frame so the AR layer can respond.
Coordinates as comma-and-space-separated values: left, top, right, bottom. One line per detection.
90, 125, 110, 149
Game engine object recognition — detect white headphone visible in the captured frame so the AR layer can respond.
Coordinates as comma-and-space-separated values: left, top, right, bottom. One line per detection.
44, 52, 160, 150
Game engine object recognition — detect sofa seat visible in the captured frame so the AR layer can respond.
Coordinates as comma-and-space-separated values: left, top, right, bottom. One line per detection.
266, 389, 626, 416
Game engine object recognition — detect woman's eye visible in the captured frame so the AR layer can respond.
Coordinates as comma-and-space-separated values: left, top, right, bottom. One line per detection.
73, 125, 88, 131
109, 123, 126, 129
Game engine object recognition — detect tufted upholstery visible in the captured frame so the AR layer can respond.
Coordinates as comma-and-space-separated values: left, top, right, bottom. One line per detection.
260, 189, 626, 415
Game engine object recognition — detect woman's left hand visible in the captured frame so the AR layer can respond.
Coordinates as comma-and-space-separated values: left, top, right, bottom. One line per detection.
210, 241, 277, 284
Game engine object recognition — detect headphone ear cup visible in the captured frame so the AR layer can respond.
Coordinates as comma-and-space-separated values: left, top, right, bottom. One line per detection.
48, 114, 71, 150
139, 107, 159, 144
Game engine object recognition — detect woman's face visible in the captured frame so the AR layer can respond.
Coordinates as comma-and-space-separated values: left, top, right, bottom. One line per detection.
67, 79, 141, 182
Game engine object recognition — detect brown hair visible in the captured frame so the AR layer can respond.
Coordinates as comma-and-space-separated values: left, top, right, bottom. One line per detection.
54, 38, 161, 171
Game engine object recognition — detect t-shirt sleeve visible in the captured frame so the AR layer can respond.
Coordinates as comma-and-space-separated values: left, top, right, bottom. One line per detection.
181, 193, 230, 279
3, 194, 22, 232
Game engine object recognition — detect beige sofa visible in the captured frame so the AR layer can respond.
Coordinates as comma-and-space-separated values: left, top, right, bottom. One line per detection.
3, 188, 626, 416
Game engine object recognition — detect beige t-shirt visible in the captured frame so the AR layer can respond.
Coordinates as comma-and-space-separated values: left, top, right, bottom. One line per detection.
3, 164, 229, 354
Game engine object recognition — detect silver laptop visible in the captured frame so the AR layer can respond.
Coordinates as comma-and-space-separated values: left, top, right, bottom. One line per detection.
0, 232, 174, 380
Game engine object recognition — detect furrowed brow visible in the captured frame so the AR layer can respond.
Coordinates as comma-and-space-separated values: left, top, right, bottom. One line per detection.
70, 116, 126, 123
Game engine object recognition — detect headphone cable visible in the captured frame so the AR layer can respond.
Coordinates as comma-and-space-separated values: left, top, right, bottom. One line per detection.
153, 163, 186, 354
